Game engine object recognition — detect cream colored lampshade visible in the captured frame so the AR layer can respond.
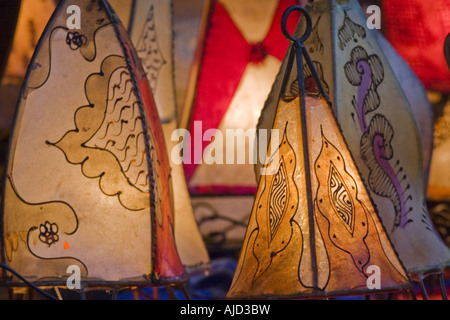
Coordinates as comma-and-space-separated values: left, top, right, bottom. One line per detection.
1, 0, 187, 287
0, 0, 58, 142
179, 0, 302, 250
109, 0, 210, 272
257, 0, 450, 282
374, 31, 434, 189
227, 6, 411, 298
3, 0, 58, 81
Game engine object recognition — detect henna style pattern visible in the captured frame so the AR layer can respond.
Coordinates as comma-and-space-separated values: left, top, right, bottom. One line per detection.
229, 95, 410, 298
85, 67, 149, 193
305, 16, 324, 55
290, 60, 329, 96
315, 131, 370, 274
135, 4, 166, 91
341, 14, 413, 230
338, 12, 366, 50
50, 55, 150, 211
252, 128, 301, 283
1, 0, 188, 285
296, 17, 329, 97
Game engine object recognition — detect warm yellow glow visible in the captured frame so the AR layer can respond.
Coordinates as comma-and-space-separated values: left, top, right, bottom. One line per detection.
4, 0, 57, 80
111, 0, 210, 271
179, 0, 296, 249
2, 0, 186, 285
228, 95, 410, 298
256, 0, 450, 281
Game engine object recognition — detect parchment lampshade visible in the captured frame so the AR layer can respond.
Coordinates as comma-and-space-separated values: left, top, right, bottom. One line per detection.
3, 0, 58, 82
227, 5, 411, 299
374, 32, 434, 189
109, 0, 210, 272
1, 0, 187, 287
257, 0, 450, 284
0, 0, 58, 144
179, 0, 301, 250
383, 0, 450, 94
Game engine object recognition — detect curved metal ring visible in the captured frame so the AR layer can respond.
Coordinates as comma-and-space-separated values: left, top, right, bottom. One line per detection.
444, 33, 450, 71
281, 5, 312, 44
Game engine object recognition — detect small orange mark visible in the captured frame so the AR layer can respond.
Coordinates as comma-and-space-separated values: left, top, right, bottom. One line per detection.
64, 241, 70, 250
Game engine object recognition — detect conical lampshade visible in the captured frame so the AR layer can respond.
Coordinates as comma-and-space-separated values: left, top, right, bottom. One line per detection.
227, 5, 411, 299
179, 0, 301, 250
109, 0, 210, 272
3, 0, 58, 82
0, 0, 57, 144
257, 0, 450, 282
1, 0, 187, 287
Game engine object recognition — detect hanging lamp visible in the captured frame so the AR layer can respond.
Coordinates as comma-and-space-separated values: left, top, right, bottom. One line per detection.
1, 0, 187, 293
227, 5, 411, 299
256, 0, 450, 298
109, 0, 210, 273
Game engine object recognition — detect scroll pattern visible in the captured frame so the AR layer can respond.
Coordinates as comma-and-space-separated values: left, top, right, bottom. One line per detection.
340, 13, 416, 230
268, 160, 289, 241
135, 4, 166, 91
50, 55, 150, 211
85, 67, 149, 193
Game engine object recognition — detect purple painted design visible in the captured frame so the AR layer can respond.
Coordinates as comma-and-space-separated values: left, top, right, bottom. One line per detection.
373, 134, 409, 228
346, 46, 411, 230
356, 60, 371, 132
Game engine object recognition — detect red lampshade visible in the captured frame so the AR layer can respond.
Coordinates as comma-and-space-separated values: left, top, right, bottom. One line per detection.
383, 0, 450, 93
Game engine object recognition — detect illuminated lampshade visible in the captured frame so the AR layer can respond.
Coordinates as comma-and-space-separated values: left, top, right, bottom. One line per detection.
179, 0, 302, 250
425, 35, 450, 250
428, 51, 450, 201
109, 0, 210, 272
383, 0, 450, 94
374, 32, 434, 188
3, 0, 58, 81
227, 6, 411, 299
1, 0, 187, 288
0, 0, 58, 145
382, 0, 450, 206
257, 0, 450, 284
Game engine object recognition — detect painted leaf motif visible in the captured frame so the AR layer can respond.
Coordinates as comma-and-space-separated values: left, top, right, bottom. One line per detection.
253, 130, 300, 282
1, 0, 187, 284
328, 162, 354, 234
268, 160, 289, 241
315, 132, 369, 273
135, 4, 166, 91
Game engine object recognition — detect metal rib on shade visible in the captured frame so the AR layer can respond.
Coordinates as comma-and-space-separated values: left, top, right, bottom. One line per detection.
227, 5, 411, 299
257, 0, 450, 285
1, 0, 187, 287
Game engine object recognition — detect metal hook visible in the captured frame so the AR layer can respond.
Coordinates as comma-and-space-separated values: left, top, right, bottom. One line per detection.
281, 5, 312, 45
279, 5, 331, 105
